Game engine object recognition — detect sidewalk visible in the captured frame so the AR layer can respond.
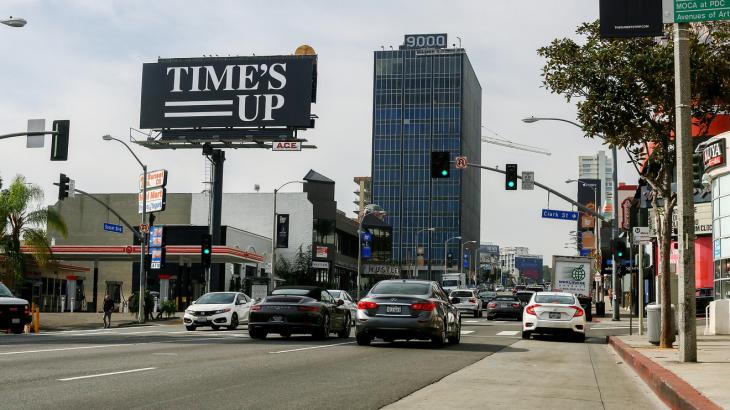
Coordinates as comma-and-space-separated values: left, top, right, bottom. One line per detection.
33, 312, 180, 331
610, 325, 728, 410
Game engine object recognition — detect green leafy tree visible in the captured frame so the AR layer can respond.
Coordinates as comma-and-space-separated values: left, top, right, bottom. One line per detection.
538, 21, 730, 348
0, 175, 68, 290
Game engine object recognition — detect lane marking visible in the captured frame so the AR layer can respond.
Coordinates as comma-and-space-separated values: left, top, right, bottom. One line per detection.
0, 344, 127, 356
464, 320, 479, 323
496, 330, 519, 336
114, 331, 161, 335
58, 367, 156, 381
462, 335, 521, 339
268, 341, 354, 354
590, 326, 636, 330
460, 330, 475, 335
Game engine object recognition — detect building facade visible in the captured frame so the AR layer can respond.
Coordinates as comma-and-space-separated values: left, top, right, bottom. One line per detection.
371, 34, 481, 278
499, 246, 529, 284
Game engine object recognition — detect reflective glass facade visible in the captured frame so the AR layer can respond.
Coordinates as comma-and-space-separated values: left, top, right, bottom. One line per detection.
371, 46, 481, 274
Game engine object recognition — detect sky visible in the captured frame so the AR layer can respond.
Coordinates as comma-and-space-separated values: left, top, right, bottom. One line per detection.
0, 0, 637, 265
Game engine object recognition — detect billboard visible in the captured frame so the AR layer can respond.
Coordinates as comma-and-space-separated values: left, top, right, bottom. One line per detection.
515, 256, 543, 281
140, 55, 317, 129
577, 179, 602, 251
479, 244, 499, 264
599, 0, 663, 38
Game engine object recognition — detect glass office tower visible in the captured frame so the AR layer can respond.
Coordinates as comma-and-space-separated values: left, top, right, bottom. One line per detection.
371, 36, 481, 278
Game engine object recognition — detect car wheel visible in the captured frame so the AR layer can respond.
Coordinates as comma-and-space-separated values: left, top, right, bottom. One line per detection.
314, 315, 330, 340
574, 333, 586, 343
211, 325, 220, 331
473, 310, 479, 318
185, 325, 197, 331
431, 320, 447, 347
448, 320, 461, 345
227, 314, 239, 330
478, 309, 483, 318
11, 326, 24, 335
280, 332, 291, 339
487, 316, 494, 321
356, 333, 371, 346
337, 314, 352, 338
521, 331, 531, 340
249, 328, 267, 339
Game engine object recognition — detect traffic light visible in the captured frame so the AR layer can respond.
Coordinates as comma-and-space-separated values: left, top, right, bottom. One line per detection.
50, 120, 70, 161
692, 151, 704, 189
505, 164, 518, 190
201, 233, 212, 268
612, 238, 628, 259
58, 173, 70, 201
430, 151, 450, 178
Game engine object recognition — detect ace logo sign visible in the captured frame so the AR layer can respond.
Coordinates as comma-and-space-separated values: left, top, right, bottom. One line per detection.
272, 141, 302, 151
140, 55, 317, 130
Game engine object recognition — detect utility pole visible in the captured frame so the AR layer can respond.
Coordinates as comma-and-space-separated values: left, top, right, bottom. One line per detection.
674, 22, 697, 362
611, 145, 620, 321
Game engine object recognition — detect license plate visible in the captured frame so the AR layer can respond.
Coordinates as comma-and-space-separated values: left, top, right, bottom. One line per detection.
386, 306, 402, 314
549, 312, 561, 319
11, 318, 20, 324
196, 317, 208, 323
269, 315, 284, 322
500, 303, 509, 308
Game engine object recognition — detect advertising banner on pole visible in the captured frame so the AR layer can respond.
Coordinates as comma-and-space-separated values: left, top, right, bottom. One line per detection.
276, 214, 289, 248
577, 179, 602, 251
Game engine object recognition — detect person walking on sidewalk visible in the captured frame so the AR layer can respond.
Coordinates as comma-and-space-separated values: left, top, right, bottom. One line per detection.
102, 295, 114, 328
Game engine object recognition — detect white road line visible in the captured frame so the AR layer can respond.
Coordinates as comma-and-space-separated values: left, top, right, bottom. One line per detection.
590, 326, 636, 330
269, 341, 354, 354
464, 320, 479, 323
58, 367, 156, 382
0, 344, 127, 356
460, 330, 475, 335
462, 335, 521, 339
496, 330, 519, 336
114, 331, 161, 335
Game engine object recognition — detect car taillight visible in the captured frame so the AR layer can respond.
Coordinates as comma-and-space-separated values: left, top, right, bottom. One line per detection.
487, 302, 497, 309
525, 304, 541, 316
250, 305, 262, 311
511, 303, 521, 309
469, 298, 476, 303
357, 301, 378, 310
411, 302, 436, 311
24, 305, 29, 315
297, 305, 319, 312
570, 305, 585, 317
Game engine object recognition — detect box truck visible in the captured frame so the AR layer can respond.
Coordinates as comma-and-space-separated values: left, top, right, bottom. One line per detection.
552, 255, 594, 321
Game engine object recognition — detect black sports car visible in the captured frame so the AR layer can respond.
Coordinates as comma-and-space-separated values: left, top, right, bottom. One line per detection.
248, 286, 350, 340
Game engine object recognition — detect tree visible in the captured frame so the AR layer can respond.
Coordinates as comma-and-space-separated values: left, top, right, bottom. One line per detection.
538, 21, 730, 348
0, 175, 68, 290
276, 245, 320, 286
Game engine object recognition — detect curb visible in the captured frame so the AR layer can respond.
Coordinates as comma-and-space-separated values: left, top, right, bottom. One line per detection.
608, 336, 722, 410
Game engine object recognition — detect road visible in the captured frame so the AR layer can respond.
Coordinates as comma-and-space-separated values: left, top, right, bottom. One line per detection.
0, 318, 662, 410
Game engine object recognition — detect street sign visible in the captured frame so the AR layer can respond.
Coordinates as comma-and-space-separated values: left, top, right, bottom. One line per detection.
522, 171, 535, 190
674, 0, 730, 22
138, 187, 167, 213
26, 119, 45, 148
139, 224, 150, 234
150, 248, 163, 270
272, 141, 302, 151
455, 156, 468, 169
148, 226, 164, 248
632, 226, 651, 243
541, 209, 579, 221
139, 169, 168, 190
103, 223, 123, 234
68, 179, 75, 198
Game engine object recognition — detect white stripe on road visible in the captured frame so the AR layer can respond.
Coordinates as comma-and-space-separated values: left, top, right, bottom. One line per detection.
464, 320, 479, 323
496, 331, 519, 336
269, 341, 354, 354
462, 335, 521, 339
0, 344, 127, 356
460, 330, 475, 335
590, 326, 636, 330
58, 367, 156, 381
114, 331, 161, 335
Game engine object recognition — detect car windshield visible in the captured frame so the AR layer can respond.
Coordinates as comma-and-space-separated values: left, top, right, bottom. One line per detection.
494, 296, 518, 301
478, 292, 496, 297
328, 290, 341, 298
516, 293, 533, 302
0, 283, 14, 297
271, 288, 314, 296
451, 291, 473, 297
535, 295, 576, 305
195, 293, 235, 304
442, 280, 458, 287
370, 282, 430, 295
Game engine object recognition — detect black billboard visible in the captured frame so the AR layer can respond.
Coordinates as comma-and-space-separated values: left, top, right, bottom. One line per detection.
140, 55, 317, 129
276, 214, 289, 249
577, 179, 602, 252
599, 0, 663, 38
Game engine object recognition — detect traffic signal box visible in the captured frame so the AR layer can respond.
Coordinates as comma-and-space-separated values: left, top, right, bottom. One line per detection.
58, 173, 70, 201
430, 151, 450, 178
50, 120, 70, 161
612, 238, 628, 260
505, 164, 518, 190
693, 151, 704, 188
201, 233, 212, 268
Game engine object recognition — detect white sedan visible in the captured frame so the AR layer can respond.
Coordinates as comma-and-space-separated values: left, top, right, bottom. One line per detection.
521, 292, 586, 342
183, 292, 253, 331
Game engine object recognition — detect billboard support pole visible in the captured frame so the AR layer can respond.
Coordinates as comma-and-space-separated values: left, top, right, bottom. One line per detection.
207, 149, 225, 293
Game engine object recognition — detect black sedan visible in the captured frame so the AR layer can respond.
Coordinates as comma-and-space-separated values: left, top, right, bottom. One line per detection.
477, 290, 497, 304
486, 295, 523, 321
355, 279, 461, 347
248, 286, 350, 340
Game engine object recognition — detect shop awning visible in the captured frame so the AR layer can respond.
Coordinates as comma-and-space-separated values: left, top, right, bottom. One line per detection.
19, 245, 264, 265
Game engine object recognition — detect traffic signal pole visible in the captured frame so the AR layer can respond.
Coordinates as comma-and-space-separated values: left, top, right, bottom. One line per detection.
611, 146, 620, 321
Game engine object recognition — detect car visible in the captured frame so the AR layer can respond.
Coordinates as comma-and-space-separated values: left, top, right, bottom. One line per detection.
0, 283, 31, 334
355, 279, 461, 347
522, 292, 587, 342
494, 285, 505, 292
248, 286, 350, 340
526, 286, 544, 293
486, 295, 523, 321
515, 291, 535, 307
328, 289, 358, 321
450, 289, 483, 318
477, 290, 497, 304
183, 292, 253, 331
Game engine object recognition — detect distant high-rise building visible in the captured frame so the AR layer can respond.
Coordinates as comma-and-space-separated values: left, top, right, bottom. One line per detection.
371, 33, 482, 277
578, 151, 614, 217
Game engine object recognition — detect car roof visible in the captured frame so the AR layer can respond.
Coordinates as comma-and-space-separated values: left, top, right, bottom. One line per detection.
378, 279, 432, 284
534, 292, 575, 297
275, 286, 323, 291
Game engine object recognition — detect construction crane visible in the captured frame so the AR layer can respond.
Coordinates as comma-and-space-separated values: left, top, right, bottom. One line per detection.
481, 125, 551, 156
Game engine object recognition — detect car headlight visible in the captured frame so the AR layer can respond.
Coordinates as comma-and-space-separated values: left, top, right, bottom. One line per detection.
213, 308, 231, 314
185, 309, 194, 314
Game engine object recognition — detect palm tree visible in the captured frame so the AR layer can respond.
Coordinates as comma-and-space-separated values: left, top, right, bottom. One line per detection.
0, 175, 68, 289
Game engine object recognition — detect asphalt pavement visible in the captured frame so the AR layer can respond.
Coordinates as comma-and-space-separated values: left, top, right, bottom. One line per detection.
0, 316, 656, 410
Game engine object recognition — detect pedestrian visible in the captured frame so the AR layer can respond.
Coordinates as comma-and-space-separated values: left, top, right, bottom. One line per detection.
103, 294, 114, 328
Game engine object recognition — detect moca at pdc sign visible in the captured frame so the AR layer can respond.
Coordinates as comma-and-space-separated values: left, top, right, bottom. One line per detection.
139, 55, 317, 129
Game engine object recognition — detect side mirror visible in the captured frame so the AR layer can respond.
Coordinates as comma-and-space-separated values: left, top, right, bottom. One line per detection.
451, 297, 460, 304
191, 300, 196, 305
336, 299, 344, 306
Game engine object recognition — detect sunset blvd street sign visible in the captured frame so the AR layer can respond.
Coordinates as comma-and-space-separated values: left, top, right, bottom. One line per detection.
674, 0, 730, 22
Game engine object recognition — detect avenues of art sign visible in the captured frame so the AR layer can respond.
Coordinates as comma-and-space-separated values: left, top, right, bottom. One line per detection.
140, 55, 317, 129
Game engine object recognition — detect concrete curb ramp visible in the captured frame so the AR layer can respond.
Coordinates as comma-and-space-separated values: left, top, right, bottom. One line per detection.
608, 336, 722, 410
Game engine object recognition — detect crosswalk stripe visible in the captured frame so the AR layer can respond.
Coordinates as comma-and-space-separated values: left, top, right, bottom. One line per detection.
496, 330, 519, 336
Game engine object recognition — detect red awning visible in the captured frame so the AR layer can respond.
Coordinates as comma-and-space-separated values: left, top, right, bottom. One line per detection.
19, 245, 263, 264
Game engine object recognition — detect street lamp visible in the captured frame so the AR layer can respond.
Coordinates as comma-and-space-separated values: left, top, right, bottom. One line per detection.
272, 180, 304, 284
357, 204, 385, 300
444, 236, 462, 275
1, 16, 27, 28
102, 134, 148, 324
462, 240, 477, 286
523, 116, 620, 321
414, 227, 436, 280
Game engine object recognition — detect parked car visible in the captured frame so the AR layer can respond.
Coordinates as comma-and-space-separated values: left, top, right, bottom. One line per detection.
183, 292, 253, 331
355, 279, 461, 347
328, 290, 358, 322
450, 289, 483, 318
486, 295, 523, 321
0, 283, 31, 334
522, 292, 587, 342
248, 286, 350, 340
477, 290, 498, 304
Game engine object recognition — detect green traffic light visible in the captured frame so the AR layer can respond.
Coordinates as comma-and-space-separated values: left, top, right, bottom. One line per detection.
441, 170, 448, 176
203, 249, 210, 255
508, 181, 515, 188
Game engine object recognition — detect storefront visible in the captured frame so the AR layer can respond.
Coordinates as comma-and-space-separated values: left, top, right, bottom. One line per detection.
704, 132, 730, 300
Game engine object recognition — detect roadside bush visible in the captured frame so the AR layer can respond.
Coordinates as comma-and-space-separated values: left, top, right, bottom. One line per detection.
161, 299, 177, 318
